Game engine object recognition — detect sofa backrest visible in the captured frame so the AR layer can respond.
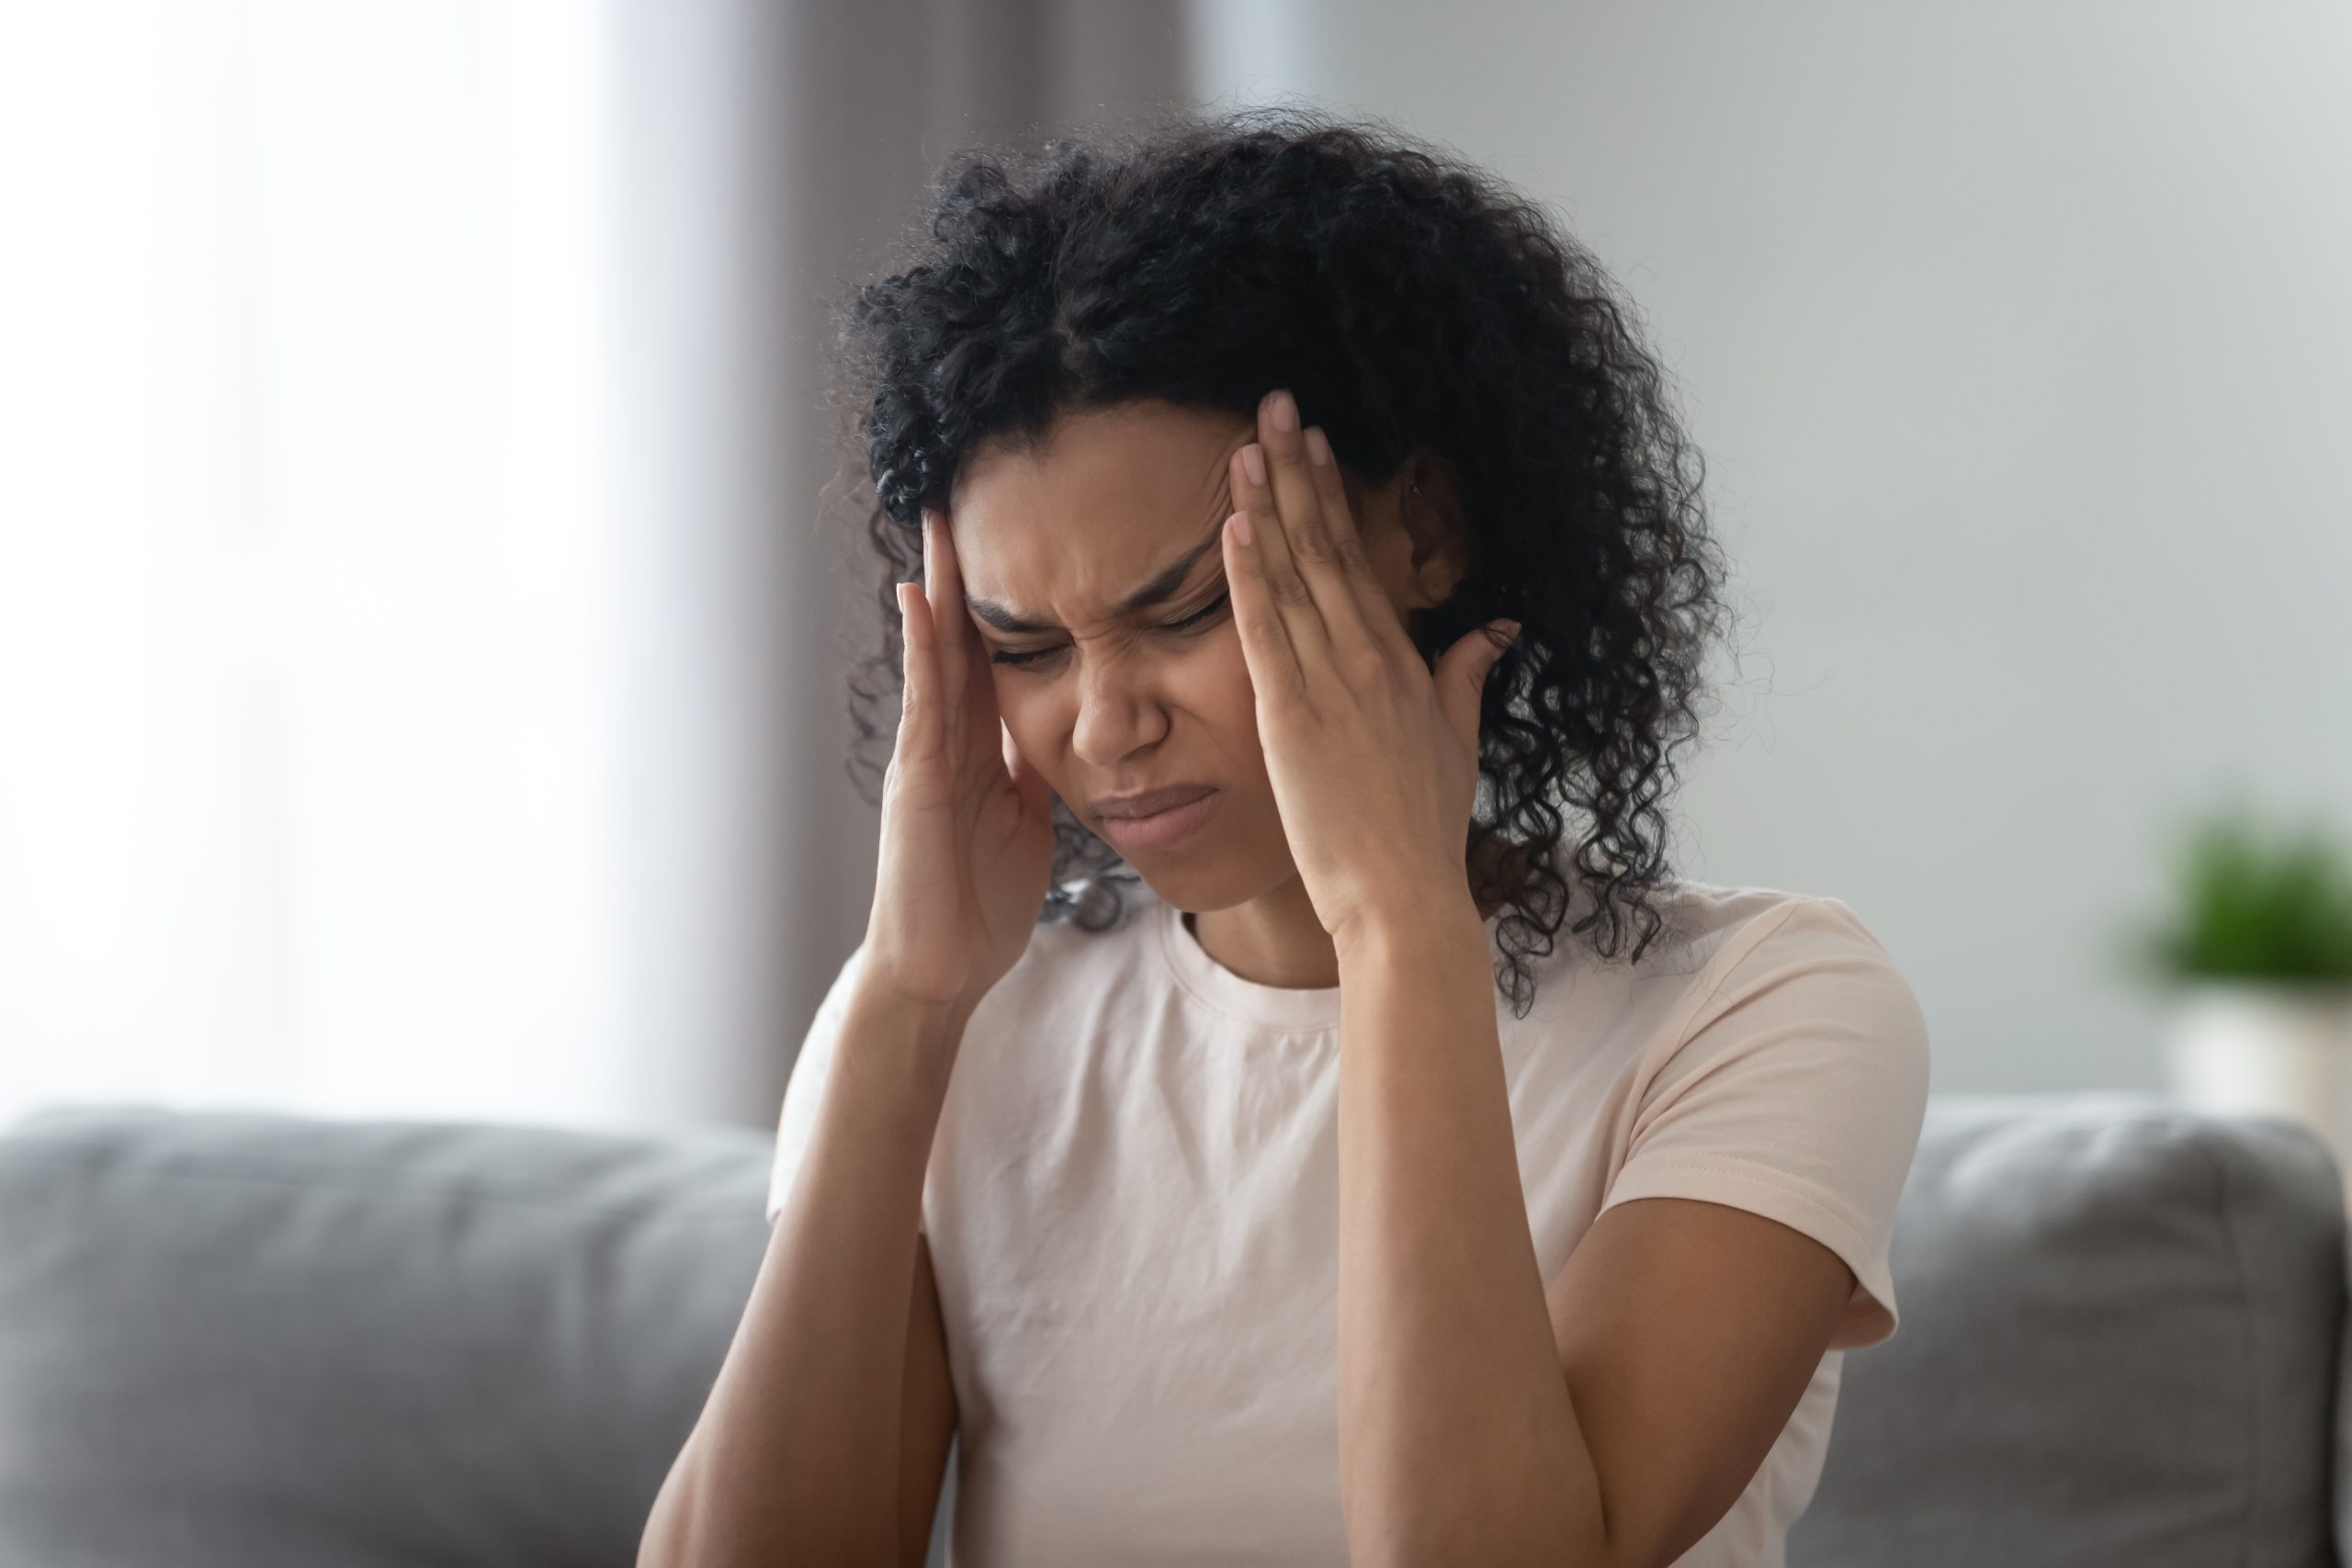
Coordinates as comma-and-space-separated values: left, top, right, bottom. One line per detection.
0, 1101, 771, 1568
1793, 1091, 2346, 1568
2, 1093, 2345, 1567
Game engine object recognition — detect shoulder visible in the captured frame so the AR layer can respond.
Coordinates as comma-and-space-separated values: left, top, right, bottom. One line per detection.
1671, 885, 1924, 1040
1530, 874, 1931, 1112
1641, 883, 1932, 1144
1644, 877, 1884, 967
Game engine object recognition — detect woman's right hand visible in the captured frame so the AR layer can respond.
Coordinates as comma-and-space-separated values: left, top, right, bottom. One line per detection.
862, 506, 1058, 1021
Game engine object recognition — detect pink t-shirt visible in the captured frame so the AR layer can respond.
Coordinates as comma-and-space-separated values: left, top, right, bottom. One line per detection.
768, 874, 1931, 1567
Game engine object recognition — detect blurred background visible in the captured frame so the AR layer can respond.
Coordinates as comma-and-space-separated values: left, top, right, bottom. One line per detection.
3, 0, 2347, 1144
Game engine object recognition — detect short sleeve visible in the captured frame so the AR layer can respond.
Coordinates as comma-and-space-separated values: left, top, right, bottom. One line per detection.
764, 941, 875, 1229
1597, 895, 1931, 1349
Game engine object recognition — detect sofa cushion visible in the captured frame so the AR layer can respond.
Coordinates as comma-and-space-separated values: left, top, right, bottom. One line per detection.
1791, 1091, 2346, 1568
0, 1100, 775, 1568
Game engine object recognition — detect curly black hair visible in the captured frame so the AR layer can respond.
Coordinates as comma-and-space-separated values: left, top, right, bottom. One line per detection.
820, 103, 1745, 1016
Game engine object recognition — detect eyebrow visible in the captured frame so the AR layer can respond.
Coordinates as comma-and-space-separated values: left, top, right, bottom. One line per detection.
964, 510, 1231, 637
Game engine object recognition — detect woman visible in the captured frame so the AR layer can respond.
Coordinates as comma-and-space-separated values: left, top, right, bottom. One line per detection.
641, 106, 1929, 1568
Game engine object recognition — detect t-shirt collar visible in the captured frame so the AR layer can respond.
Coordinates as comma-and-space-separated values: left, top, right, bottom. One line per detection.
1154, 896, 1351, 1033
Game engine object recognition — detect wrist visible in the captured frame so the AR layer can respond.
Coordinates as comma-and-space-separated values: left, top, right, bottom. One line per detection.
847, 977, 972, 1063
1334, 882, 1487, 973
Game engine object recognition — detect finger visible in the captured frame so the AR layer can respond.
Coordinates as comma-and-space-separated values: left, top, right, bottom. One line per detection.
1258, 390, 1378, 660
922, 508, 967, 711
896, 581, 942, 769
1221, 507, 1308, 704
943, 516, 995, 730
1302, 423, 1419, 662
1436, 619, 1519, 750
1231, 435, 1332, 682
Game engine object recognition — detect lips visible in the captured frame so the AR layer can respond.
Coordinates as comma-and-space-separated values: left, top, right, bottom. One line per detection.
1094, 786, 1219, 852
1091, 783, 1216, 820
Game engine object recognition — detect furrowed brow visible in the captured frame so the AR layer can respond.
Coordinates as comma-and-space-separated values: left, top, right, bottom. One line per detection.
965, 511, 1230, 636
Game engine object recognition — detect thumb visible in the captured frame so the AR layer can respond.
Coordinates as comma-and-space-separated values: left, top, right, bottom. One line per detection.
1002, 719, 1056, 819
1437, 619, 1520, 743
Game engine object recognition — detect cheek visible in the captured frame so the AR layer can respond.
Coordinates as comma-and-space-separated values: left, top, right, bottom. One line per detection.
1198, 640, 1271, 768
990, 671, 1049, 752
1204, 640, 1258, 715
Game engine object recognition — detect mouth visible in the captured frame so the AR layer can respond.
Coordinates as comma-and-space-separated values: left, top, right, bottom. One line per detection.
1095, 787, 1219, 852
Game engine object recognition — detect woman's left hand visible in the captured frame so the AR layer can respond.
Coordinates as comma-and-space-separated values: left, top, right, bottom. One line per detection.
1221, 388, 1519, 960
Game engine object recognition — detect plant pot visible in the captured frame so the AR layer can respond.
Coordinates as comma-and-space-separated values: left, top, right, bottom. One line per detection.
2164, 981, 2352, 1209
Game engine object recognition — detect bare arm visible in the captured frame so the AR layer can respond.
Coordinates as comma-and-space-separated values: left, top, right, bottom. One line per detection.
1333, 898, 1855, 1568
639, 499, 1045, 1562
638, 981, 968, 1568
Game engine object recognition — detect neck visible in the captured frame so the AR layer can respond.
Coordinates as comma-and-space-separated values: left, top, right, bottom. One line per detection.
1187, 874, 1340, 989
1183, 839, 1521, 991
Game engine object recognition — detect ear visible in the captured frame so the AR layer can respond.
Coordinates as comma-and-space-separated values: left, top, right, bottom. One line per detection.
1398, 450, 1472, 609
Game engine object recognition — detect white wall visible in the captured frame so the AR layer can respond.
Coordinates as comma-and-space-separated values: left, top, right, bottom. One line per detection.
1188, 0, 2352, 1093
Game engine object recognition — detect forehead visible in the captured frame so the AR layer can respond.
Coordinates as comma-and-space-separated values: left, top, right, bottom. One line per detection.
949, 400, 1248, 633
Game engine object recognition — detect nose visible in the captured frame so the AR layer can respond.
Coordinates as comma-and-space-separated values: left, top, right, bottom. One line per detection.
1069, 638, 1170, 769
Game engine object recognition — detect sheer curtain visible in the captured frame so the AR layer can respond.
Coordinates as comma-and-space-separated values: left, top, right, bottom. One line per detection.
0, 0, 1191, 1135
0, 1, 639, 1129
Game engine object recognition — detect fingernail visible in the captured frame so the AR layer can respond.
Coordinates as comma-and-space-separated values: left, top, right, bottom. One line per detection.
1306, 427, 1331, 466
1241, 444, 1266, 485
1269, 389, 1298, 431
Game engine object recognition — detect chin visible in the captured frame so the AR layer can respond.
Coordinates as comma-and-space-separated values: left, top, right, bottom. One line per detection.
1122, 838, 1290, 916
1116, 856, 1215, 908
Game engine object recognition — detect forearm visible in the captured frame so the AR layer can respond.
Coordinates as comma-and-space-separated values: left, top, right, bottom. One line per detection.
639, 983, 967, 1568
1334, 898, 1604, 1566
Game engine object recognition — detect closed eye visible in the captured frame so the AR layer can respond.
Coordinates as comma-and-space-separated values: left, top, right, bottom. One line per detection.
1164, 590, 1231, 633
990, 590, 1230, 669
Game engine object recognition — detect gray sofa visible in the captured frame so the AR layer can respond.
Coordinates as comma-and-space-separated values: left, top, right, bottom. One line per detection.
1, 1092, 2345, 1566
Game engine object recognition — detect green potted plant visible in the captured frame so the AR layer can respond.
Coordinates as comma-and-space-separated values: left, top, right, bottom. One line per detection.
2117, 792, 2352, 1193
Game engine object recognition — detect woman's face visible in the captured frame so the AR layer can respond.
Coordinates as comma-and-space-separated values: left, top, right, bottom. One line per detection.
944, 396, 1453, 908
